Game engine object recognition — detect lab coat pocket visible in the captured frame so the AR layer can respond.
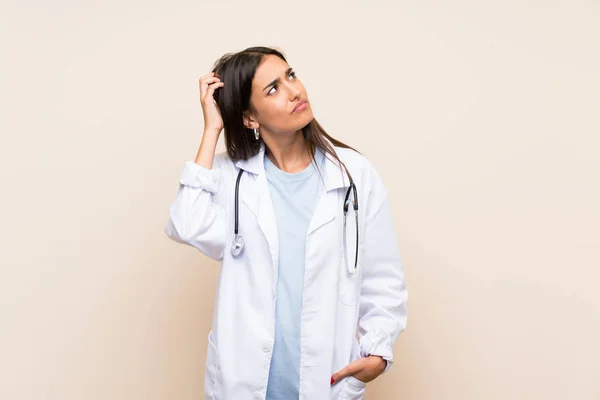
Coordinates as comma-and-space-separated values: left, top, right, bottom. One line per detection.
204, 330, 220, 399
340, 242, 365, 306
342, 375, 367, 399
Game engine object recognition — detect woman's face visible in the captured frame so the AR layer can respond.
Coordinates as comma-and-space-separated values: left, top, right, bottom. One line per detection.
245, 54, 313, 136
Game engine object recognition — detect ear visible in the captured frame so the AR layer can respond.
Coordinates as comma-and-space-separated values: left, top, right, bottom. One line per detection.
242, 110, 259, 130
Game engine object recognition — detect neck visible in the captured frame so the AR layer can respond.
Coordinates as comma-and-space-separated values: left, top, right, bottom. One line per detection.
263, 130, 312, 173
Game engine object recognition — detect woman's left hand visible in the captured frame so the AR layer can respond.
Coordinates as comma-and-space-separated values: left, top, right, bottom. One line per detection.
330, 355, 387, 385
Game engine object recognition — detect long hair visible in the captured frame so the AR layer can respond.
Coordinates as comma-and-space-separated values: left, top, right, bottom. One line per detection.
210, 46, 358, 179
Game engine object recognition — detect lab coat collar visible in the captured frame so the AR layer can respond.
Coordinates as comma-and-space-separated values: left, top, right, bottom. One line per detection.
321, 150, 351, 192
234, 142, 267, 176
234, 137, 351, 192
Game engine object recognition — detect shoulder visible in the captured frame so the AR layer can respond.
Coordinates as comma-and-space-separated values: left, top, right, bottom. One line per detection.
333, 146, 389, 207
333, 146, 370, 169
204, 151, 237, 191
213, 151, 238, 175
333, 146, 381, 184
215, 150, 232, 166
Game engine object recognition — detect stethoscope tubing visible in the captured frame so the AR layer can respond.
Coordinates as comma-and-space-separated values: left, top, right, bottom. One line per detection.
343, 182, 359, 274
234, 168, 243, 236
232, 168, 359, 274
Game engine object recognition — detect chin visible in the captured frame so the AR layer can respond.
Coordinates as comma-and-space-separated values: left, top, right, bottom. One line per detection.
273, 111, 314, 134
295, 110, 314, 129
293, 119, 313, 134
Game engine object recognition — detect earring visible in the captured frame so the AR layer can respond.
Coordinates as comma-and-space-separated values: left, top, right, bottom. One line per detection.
253, 128, 260, 140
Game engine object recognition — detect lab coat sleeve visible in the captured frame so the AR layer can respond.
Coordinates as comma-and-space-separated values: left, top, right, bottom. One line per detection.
164, 156, 228, 261
357, 166, 408, 374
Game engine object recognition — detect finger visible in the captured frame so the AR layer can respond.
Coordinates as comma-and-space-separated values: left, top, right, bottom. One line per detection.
206, 81, 224, 98
202, 82, 224, 104
199, 77, 221, 95
200, 80, 223, 103
200, 76, 220, 86
331, 358, 364, 385
198, 75, 218, 93
198, 72, 216, 83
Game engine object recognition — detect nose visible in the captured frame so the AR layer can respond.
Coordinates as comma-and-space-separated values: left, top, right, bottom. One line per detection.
282, 80, 301, 100
289, 88, 301, 102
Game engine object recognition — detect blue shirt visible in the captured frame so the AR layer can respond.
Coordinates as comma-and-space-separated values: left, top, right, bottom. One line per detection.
264, 148, 326, 399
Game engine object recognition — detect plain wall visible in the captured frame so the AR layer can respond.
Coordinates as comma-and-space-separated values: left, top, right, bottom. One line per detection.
1, 0, 599, 399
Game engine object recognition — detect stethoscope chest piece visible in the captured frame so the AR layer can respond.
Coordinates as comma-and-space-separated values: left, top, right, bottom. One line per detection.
231, 234, 245, 257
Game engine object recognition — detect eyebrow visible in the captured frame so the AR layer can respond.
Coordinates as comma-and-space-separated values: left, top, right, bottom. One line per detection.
262, 67, 293, 91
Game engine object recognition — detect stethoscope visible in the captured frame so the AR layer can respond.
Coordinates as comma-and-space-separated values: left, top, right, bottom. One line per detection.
230, 168, 360, 275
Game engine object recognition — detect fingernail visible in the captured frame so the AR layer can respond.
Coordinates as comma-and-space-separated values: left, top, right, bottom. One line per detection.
330, 377, 335, 385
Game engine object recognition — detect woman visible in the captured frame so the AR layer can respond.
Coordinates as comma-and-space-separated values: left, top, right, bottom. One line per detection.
165, 46, 407, 400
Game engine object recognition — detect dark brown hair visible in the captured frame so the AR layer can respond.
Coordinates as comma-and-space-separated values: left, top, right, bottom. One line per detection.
210, 46, 358, 178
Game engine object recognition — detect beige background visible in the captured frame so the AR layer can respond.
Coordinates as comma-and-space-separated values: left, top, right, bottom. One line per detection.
1, 0, 599, 399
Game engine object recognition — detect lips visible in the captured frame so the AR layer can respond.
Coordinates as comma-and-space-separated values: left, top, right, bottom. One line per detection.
293, 99, 308, 113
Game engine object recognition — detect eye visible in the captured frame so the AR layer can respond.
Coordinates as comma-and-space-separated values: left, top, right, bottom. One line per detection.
267, 84, 278, 95
267, 71, 297, 96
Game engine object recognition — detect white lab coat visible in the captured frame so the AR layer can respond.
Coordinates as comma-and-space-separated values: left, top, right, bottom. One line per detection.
165, 138, 407, 400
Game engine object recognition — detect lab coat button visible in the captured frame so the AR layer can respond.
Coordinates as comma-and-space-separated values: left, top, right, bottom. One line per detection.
261, 341, 272, 352
252, 393, 262, 400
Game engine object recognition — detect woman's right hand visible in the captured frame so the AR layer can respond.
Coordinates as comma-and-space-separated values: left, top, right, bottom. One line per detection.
199, 72, 225, 135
